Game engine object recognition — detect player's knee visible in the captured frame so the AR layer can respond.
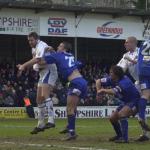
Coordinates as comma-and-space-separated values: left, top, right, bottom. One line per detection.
37, 96, 45, 104
109, 117, 114, 123
67, 106, 75, 116
141, 89, 150, 100
118, 112, 126, 119
41, 96, 46, 101
141, 95, 149, 101
109, 115, 118, 123
118, 108, 131, 118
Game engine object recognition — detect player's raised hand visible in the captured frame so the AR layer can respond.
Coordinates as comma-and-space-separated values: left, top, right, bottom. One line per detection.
16, 64, 25, 77
17, 64, 25, 71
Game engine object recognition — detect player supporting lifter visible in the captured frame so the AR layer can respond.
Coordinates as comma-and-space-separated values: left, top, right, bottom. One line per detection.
96, 66, 140, 143
17, 32, 58, 134
42, 41, 87, 140
117, 36, 150, 141
117, 36, 139, 83
137, 39, 150, 141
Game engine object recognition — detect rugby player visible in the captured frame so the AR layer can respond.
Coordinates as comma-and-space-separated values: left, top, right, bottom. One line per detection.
17, 32, 58, 134
137, 39, 150, 141
117, 36, 150, 141
117, 36, 138, 83
96, 66, 140, 143
18, 41, 87, 140
42, 41, 87, 140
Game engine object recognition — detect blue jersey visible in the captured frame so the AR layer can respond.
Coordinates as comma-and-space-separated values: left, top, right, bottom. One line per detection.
138, 40, 150, 76
44, 51, 80, 81
100, 76, 140, 103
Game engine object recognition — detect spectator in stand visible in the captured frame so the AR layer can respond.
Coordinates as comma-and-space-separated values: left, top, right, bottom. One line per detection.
1, 61, 146, 107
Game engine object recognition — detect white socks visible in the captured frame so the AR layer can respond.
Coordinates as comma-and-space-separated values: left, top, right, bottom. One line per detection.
45, 98, 55, 124
37, 103, 45, 128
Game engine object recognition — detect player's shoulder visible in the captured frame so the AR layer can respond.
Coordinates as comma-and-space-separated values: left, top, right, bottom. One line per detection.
121, 76, 130, 82
119, 76, 131, 86
38, 40, 48, 47
58, 51, 74, 58
64, 51, 73, 56
123, 52, 129, 57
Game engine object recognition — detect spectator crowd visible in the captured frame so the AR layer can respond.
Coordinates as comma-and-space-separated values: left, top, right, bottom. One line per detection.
0, 61, 141, 107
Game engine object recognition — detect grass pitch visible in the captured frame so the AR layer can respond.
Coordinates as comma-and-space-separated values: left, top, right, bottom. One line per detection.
0, 118, 150, 150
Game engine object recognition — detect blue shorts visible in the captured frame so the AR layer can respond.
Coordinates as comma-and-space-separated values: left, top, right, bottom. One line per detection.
116, 100, 138, 112
139, 75, 150, 90
67, 77, 87, 99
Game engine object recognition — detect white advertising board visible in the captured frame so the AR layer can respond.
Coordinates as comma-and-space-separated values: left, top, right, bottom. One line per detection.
0, 9, 146, 40
34, 106, 150, 119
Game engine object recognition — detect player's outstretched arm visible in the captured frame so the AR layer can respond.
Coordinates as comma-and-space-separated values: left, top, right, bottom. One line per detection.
97, 88, 115, 95
95, 79, 102, 92
44, 46, 54, 52
17, 57, 41, 71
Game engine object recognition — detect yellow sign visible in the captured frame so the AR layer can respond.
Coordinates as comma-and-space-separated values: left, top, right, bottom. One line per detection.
0, 107, 28, 118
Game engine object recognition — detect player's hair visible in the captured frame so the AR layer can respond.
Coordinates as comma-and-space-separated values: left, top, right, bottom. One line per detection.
127, 36, 137, 45
110, 66, 124, 80
28, 32, 39, 40
62, 41, 72, 51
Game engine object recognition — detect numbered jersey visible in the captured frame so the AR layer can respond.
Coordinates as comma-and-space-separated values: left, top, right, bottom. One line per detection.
138, 40, 150, 76
44, 51, 79, 81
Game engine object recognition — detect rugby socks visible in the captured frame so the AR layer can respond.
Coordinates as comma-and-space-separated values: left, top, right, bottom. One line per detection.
138, 98, 150, 133
45, 98, 55, 124
111, 121, 122, 138
138, 98, 147, 121
120, 118, 128, 142
68, 114, 76, 136
37, 103, 45, 128
66, 110, 77, 130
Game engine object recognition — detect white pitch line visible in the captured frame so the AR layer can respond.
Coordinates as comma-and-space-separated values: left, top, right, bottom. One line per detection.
3, 141, 107, 150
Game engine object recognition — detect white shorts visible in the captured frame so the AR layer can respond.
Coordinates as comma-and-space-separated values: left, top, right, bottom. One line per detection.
38, 67, 58, 86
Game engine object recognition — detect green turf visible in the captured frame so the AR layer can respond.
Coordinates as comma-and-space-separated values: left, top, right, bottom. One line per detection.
0, 118, 150, 150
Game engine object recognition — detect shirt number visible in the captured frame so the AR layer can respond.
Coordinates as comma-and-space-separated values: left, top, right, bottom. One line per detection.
65, 56, 75, 67
141, 42, 150, 56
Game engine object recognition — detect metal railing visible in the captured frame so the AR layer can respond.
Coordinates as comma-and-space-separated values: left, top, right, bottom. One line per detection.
68, 0, 138, 9
0, 0, 149, 10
